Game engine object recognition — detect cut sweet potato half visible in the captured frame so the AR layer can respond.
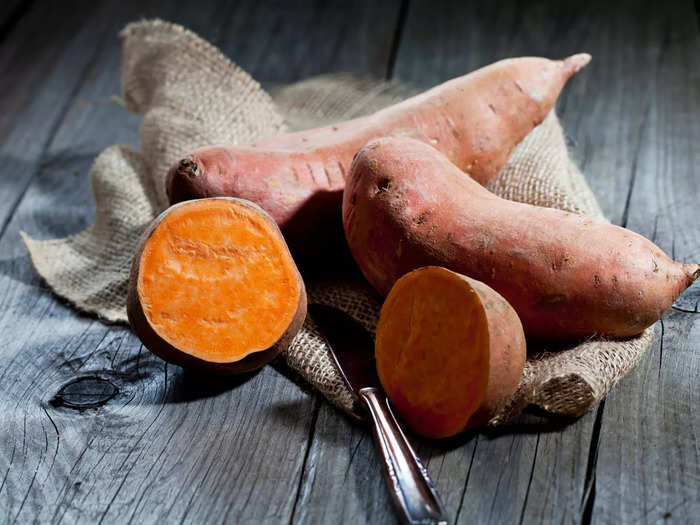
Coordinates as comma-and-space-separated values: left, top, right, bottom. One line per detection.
375, 267, 526, 438
127, 197, 306, 374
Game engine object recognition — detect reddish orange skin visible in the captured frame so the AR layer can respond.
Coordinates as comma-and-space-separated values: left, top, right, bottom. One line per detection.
343, 137, 700, 341
167, 55, 590, 247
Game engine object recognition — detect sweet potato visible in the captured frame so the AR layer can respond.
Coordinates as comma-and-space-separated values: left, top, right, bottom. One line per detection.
127, 197, 306, 374
343, 137, 700, 341
167, 54, 590, 248
376, 266, 526, 438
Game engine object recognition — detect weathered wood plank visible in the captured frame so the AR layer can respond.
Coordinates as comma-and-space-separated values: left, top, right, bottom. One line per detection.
212, 0, 402, 88
0, 1, 316, 523
589, 2, 700, 522
290, 405, 397, 525
0, 1, 404, 523
0, 0, 112, 235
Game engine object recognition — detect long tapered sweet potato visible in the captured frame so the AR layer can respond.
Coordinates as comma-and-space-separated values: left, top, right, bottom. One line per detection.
167, 54, 590, 248
343, 137, 700, 341
127, 197, 306, 374
376, 266, 526, 438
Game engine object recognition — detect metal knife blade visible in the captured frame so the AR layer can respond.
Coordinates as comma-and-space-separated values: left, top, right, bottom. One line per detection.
308, 303, 381, 398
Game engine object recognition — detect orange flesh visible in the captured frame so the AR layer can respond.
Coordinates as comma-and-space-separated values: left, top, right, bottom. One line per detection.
376, 268, 490, 438
137, 199, 300, 363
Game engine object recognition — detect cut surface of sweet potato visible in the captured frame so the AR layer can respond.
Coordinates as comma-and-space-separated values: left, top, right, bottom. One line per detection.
128, 198, 305, 373
376, 267, 525, 438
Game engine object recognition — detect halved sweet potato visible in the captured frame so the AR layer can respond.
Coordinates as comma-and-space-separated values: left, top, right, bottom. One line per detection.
127, 197, 306, 374
375, 267, 526, 438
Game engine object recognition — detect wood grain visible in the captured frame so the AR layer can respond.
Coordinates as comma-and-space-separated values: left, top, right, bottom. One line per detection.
210, 0, 403, 88
0, 0, 698, 523
0, 0, 111, 237
586, 3, 700, 522
0, 1, 403, 523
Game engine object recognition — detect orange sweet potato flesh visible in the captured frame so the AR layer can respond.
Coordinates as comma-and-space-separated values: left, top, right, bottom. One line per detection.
376, 266, 526, 438
344, 137, 700, 341
127, 197, 306, 374
167, 54, 590, 249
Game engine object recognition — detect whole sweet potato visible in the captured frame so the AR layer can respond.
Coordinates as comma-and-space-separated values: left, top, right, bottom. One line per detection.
168, 55, 590, 248
343, 137, 699, 340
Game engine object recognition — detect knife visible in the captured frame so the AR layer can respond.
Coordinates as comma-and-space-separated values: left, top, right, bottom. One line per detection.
309, 303, 448, 525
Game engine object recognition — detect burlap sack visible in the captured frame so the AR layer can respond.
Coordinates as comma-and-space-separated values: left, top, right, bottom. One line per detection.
23, 20, 653, 424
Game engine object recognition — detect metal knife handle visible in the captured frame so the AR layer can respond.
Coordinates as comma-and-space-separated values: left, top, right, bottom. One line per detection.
359, 387, 448, 525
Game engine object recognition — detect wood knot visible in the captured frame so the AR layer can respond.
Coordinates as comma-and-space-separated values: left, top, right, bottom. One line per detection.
50, 376, 119, 410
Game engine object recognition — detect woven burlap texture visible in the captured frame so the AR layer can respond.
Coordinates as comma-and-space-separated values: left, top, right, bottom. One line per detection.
22, 20, 653, 424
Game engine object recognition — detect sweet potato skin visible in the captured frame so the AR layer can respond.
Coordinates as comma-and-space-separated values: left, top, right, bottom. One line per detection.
376, 267, 526, 436
127, 197, 307, 374
464, 274, 526, 428
343, 137, 700, 341
167, 55, 590, 248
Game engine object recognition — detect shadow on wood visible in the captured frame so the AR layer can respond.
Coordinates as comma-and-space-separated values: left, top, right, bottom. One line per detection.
167, 367, 262, 404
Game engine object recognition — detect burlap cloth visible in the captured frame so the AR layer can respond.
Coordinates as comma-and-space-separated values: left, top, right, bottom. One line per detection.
23, 20, 653, 425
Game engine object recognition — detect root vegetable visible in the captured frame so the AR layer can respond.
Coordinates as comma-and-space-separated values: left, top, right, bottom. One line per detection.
376, 266, 526, 437
343, 137, 699, 340
127, 197, 306, 374
167, 55, 590, 248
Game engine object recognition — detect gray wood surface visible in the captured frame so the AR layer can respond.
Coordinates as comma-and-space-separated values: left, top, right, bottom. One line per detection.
0, 1, 698, 524
585, 3, 700, 523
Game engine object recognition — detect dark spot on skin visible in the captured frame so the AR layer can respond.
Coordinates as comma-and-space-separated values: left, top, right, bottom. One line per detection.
447, 232, 454, 241
541, 294, 567, 305
376, 177, 391, 193
652, 259, 659, 272
594, 275, 601, 287
488, 103, 497, 114
332, 126, 339, 131
552, 254, 574, 271
350, 193, 356, 205
413, 210, 432, 225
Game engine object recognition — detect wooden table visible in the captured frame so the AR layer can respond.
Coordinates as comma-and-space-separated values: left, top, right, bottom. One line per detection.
1, 1, 698, 523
